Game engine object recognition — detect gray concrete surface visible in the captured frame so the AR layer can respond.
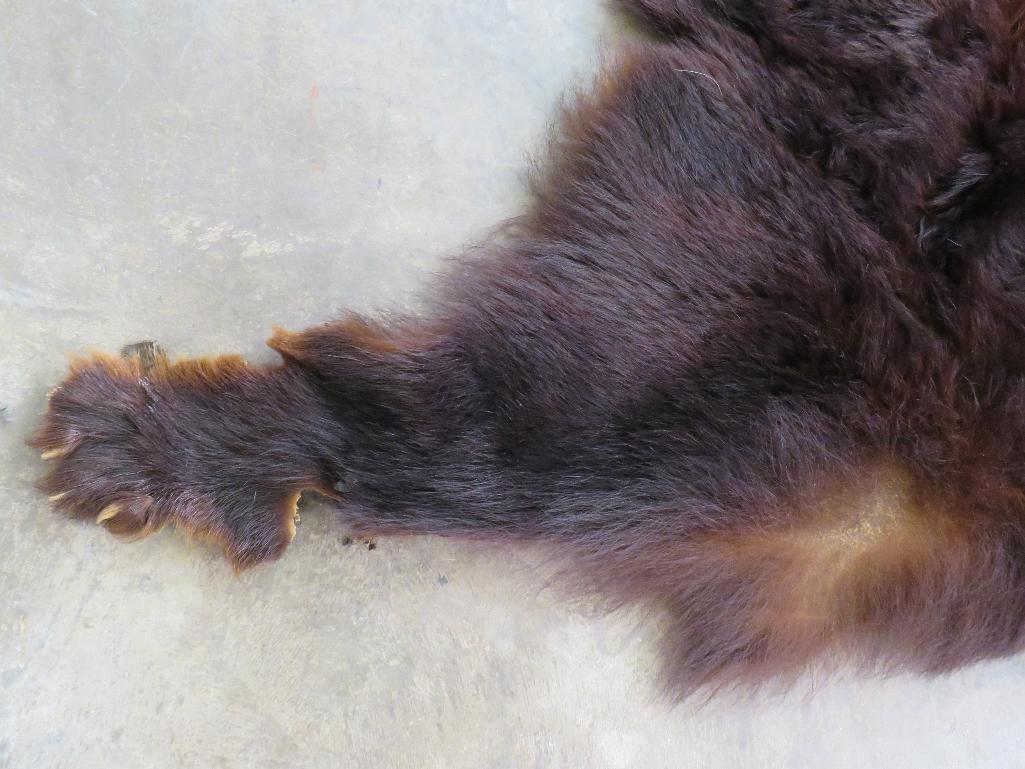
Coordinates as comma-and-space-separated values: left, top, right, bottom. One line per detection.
2, 2, 1025, 767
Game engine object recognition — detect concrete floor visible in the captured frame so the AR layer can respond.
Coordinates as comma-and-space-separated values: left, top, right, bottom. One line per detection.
2, 1, 1025, 767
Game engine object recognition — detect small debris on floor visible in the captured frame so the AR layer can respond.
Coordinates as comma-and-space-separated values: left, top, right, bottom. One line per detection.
340, 535, 376, 550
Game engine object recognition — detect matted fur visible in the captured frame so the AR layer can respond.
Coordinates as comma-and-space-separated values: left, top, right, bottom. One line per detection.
31, 0, 1025, 696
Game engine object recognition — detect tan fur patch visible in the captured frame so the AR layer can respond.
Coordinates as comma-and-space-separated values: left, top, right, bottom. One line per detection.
711, 465, 962, 656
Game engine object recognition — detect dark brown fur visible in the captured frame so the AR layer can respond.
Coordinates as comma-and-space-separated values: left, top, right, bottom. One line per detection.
31, 0, 1025, 697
